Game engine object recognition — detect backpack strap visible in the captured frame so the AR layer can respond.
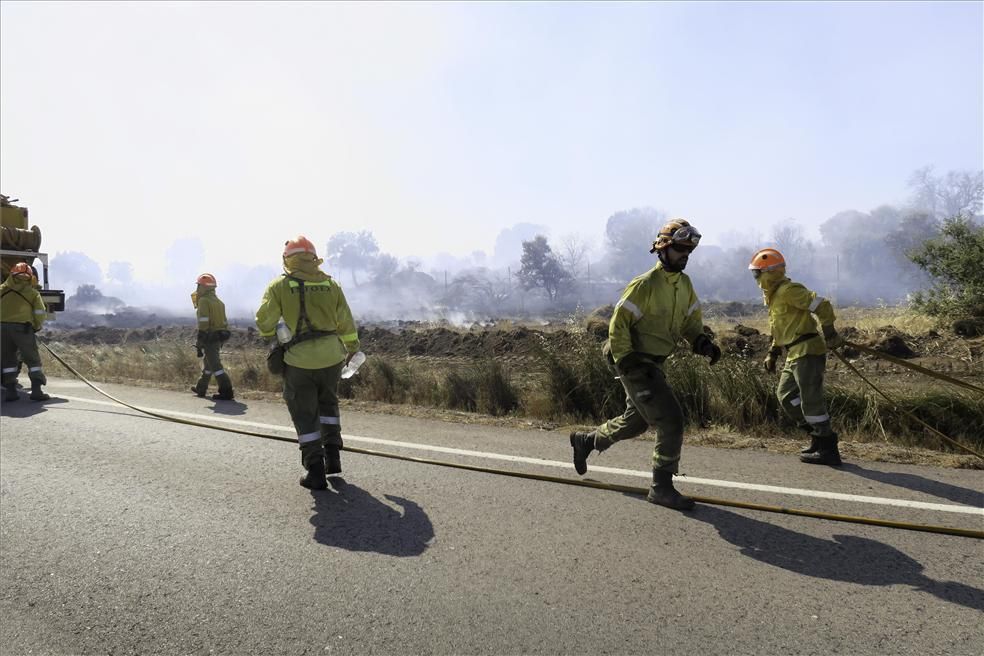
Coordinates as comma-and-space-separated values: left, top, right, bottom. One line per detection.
284, 276, 335, 351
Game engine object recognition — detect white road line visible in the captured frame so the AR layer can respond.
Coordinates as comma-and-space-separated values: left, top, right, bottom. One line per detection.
50, 393, 984, 516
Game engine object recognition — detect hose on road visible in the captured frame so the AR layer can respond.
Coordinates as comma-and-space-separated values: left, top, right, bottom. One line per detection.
40, 341, 983, 540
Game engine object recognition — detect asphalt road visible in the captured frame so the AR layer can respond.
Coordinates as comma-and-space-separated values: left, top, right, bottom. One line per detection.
1, 377, 982, 656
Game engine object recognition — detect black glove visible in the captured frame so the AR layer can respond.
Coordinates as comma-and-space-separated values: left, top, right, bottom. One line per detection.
616, 351, 647, 374
693, 333, 722, 366
196, 346, 204, 358
601, 340, 616, 368
764, 347, 782, 373
822, 324, 845, 350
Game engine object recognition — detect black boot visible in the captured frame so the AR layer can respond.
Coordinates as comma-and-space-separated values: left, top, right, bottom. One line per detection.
213, 373, 234, 401
325, 444, 342, 475
570, 431, 596, 475
3, 383, 18, 402
646, 470, 696, 511
299, 442, 327, 490
29, 382, 50, 402
800, 426, 820, 454
800, 434, 842, 466
191, 382, 207, 398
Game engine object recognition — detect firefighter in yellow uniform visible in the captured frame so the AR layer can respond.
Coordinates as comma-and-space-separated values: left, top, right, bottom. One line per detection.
1, 262, 50, 402
570, 220, 721, 510
191, 273, 234, 401
749, 248, 845, 466
255, 236, 361, 490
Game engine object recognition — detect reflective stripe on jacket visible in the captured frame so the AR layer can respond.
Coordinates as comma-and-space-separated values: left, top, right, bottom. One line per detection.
608, 262, 703, 364
767, 279, 836, 361
0, 278, 46, 329
255, 275, 360, 369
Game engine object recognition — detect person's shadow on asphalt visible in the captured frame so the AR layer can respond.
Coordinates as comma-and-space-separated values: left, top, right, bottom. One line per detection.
0, 395, 68, 417
839, 463, 983, 507
691, 505, 984, 612
208, 400, 247, 416
308, 479, 434, 557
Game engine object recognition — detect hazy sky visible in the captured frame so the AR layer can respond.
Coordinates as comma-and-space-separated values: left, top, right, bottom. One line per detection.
2, 1, 982, 282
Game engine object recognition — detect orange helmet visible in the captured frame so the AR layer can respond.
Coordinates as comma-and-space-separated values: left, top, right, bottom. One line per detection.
650, 219, 701, 253
10, 262, 32, 278
748, 248, 786, 271
196, 273, 217, 287
283, 236, 318, 258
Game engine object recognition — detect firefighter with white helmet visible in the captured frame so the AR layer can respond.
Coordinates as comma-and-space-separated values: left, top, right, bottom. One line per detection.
191, 273, 234, 401
255, 236, 361, 489
749, 247, 845, 466
569, 219, 721, 510
1, 262, 50, 402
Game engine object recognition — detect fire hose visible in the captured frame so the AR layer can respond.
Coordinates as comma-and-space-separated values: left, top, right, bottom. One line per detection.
38, 341, 983, 540
837, 341, 983, 460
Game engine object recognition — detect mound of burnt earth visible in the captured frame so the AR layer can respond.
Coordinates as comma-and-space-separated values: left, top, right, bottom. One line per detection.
718, 328, 771, 358
583, 305, 615, 341
865, 327, 918, 358
953, 318, 984, 338
733, 324, 760, 337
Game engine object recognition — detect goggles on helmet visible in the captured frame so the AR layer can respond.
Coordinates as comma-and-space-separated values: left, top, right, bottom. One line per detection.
669, 225, 701, 246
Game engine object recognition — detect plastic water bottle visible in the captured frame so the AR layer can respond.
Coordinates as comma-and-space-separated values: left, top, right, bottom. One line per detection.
340, 351, 366, 379
276, 321, 292, 344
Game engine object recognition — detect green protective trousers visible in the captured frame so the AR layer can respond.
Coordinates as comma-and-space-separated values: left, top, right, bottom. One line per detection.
283, 361, 344, 468
0, 322, 46, 386
193, 340, 233, 396
776, 354, 836, 438
593, 361, 685, 473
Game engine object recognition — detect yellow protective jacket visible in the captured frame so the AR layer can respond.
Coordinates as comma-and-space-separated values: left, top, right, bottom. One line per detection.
762, 274, 836, 361
608, 262, 704, 364
255, 273, 360, 369
195, 289, 228, 332
0, 277, 46, 330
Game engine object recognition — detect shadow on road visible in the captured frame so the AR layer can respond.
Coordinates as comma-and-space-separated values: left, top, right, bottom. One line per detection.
0, 395, 68, 418
692, 505, 984, 612
209, 400, 248, 416
308, 479, 434, 557
839, 463, 984, 507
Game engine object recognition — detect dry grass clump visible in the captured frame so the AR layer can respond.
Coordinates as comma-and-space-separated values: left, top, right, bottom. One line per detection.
339, 356, 519, 417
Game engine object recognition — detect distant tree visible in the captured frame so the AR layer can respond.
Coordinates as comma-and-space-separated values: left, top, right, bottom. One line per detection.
516, 235, 572, 301
448, 269, 511, 312
819, 210, 867, 252
51, 251, 102, 288
68, 284, 125, 311
107, 261, 134, 285
492, 223, 549, 267
604, 207, 664, 281
908, 215, 984, 320
770, 221, 815, 270
325, 231, 380, 286
558, 233, 592, 279
908, 167, 983, 219
370, 253, 400, 283
884, 211, 940, 262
